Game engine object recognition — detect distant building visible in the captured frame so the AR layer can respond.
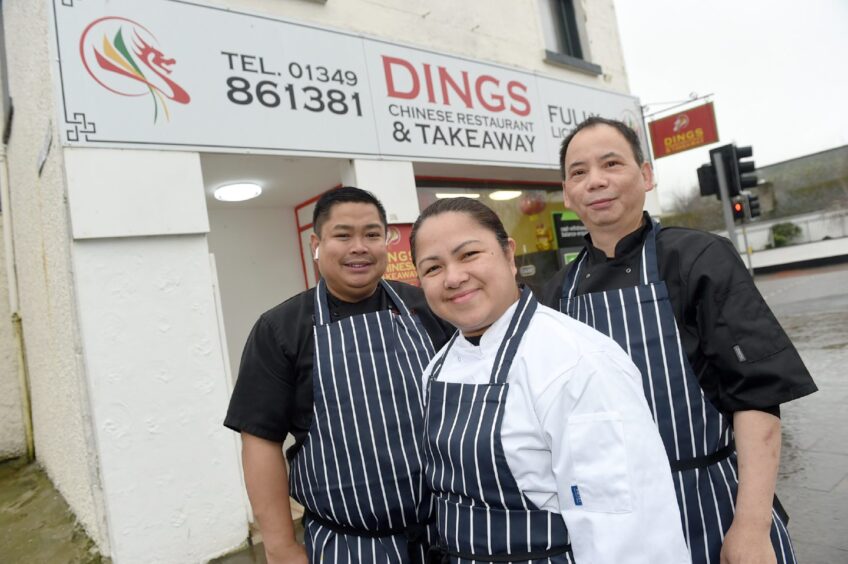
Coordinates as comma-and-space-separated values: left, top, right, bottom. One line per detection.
756, 145, 848, 218
661, 144, 848, 231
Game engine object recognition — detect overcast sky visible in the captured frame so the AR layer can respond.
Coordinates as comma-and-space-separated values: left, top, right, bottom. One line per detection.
613, 0, 848, 210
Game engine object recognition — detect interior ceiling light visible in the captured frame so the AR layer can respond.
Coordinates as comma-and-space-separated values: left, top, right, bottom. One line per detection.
435, 193, 481, 199
488, 190, 522, 201
214, 182, 262, 202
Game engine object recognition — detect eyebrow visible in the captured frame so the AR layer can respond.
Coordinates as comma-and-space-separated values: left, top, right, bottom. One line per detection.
418, 239, 481, 265
566, 151, 625, 172
329, 223, 384, 231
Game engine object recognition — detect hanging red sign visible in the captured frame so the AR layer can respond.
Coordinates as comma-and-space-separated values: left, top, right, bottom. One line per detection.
648, 102, 719, 159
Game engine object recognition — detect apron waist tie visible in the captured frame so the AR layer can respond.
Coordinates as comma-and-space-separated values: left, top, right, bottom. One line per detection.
670, 442, 734, 472
303, 508, 433, 541
426, 543, 571, 563
667, 443, 791, 524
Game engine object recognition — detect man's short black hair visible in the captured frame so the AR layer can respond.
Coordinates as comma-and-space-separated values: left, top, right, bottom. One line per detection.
312, 186, 388, 236
558, 117, 645, 179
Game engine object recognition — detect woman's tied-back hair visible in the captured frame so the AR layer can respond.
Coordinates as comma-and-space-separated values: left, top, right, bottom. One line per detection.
410, 197, 510, 266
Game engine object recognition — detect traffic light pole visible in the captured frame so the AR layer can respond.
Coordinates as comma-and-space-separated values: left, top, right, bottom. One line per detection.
740, 223, 754, 277
712, 151, 740, 252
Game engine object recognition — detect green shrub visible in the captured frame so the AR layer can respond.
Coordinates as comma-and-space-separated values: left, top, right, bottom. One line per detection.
771, 222, 802, 248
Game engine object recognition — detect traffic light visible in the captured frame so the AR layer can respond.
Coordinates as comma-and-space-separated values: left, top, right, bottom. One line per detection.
747, 193, 761, 219
735, 146, 758, 191
732, 197, 745, 222
697, 164, 718, 197
707, 144, 758, 198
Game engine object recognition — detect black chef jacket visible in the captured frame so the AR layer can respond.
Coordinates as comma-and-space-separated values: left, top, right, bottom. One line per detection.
224, 280, 454, 461
540, 213, 817, 415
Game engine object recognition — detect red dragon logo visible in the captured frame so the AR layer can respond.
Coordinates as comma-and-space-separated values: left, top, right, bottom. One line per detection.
80, 17, 190, 123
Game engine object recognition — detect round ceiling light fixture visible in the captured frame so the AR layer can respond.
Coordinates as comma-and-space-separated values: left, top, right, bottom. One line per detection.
214, 182, 262, 202
488, 190, 522, 201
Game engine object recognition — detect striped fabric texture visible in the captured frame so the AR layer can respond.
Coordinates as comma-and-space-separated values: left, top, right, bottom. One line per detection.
290, 279, 437, 562
560, 221, 796, 564
424, 288, 574, 563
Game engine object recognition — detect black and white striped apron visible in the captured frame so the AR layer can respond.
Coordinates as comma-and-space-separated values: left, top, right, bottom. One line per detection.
289, 279, 437, 563
424, 288, 573, 563
559, 220, 796, 564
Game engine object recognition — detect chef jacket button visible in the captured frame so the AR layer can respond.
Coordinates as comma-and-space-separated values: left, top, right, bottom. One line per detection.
585, 273, 591, 279
626, 267, 632, 274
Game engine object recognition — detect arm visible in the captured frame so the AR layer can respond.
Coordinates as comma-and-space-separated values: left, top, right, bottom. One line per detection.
720, 410, 780, 564
242, 433, 307, 564
544, 353, 690, 563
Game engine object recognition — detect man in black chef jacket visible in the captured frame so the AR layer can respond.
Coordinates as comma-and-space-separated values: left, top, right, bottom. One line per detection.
225, 186, 452, 564
541, 117, 816, 564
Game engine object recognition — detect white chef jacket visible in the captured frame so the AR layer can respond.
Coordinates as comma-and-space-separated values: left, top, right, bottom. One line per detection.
423, 300, 691, 564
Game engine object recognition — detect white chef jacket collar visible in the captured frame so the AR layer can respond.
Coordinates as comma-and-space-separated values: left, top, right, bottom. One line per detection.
452, 297, 521, 358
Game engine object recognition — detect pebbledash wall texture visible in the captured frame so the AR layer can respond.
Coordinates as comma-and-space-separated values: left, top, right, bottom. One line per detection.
0, 213, 24, 460
2, 0, 111, 552
0, 0, 635, 562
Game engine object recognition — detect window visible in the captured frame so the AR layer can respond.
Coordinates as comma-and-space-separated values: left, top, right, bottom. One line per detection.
416, 182, 587, 288
553, 0, 583, 59
539, 0, 602, 75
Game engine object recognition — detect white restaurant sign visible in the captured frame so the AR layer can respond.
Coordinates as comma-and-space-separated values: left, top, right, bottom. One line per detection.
51, 0, 644, 168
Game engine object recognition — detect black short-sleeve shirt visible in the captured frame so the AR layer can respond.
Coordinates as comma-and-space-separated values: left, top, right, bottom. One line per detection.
540, 213, 817, 414
224, 280, 454, 460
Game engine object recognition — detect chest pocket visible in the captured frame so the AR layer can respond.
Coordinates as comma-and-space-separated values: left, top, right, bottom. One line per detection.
566, 412, 633, 514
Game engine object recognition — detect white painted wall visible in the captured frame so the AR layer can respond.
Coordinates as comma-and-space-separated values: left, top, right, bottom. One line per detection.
2, 0, 110, 551
341, 159, 420, 224
216, 0, 630, 93
207, 206, 304, 382
72, 235, 248, 564
749, 237, 848, 270
60, 148, 249, 562
0, 214, 24, 460
716, 210, 848, 252
64, 149, 209, 239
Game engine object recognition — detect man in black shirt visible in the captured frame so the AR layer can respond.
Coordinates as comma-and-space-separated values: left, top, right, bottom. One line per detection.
225, 187, 452, 563
541, 117, 816, 564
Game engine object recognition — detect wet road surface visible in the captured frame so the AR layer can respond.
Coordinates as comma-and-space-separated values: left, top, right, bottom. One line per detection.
758, 264, 848, 563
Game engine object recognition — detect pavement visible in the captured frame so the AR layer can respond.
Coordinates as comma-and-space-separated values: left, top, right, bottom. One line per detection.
756, 263, 848, 563
1, 263, 846, 563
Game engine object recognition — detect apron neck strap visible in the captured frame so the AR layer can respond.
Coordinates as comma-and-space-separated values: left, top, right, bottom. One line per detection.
314, 279, 331, 326
428, 330, 460, 383
379, 279, 413, 317
561, 218, 662, 298
561, 250, 588, 301
489, 286, 537, 385
641, 218, 661, 284
313, 279, 409, 327
427, 287, 537, 386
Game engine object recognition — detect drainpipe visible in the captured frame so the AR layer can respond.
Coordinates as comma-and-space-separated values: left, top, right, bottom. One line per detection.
0, 144, 34, 461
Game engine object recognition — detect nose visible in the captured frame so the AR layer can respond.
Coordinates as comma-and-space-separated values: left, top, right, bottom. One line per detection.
585, 166, 609, 190
443, 262, 468, 289
349, 236, 368, 253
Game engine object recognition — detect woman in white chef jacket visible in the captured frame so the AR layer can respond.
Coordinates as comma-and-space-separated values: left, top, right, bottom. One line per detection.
410, 197, 690, 564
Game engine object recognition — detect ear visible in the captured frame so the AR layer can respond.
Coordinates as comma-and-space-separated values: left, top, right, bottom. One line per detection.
641, 161, 655, 193
309, 232, 320, 260
506, 238, 518, 276
561, 180, 572, 208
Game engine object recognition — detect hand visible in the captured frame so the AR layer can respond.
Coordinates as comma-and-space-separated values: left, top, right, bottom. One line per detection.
265, 540, 307, 564
720, 521, 776, 564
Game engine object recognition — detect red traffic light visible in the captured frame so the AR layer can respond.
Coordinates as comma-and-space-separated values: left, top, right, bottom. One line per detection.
732, 197, 746, 221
